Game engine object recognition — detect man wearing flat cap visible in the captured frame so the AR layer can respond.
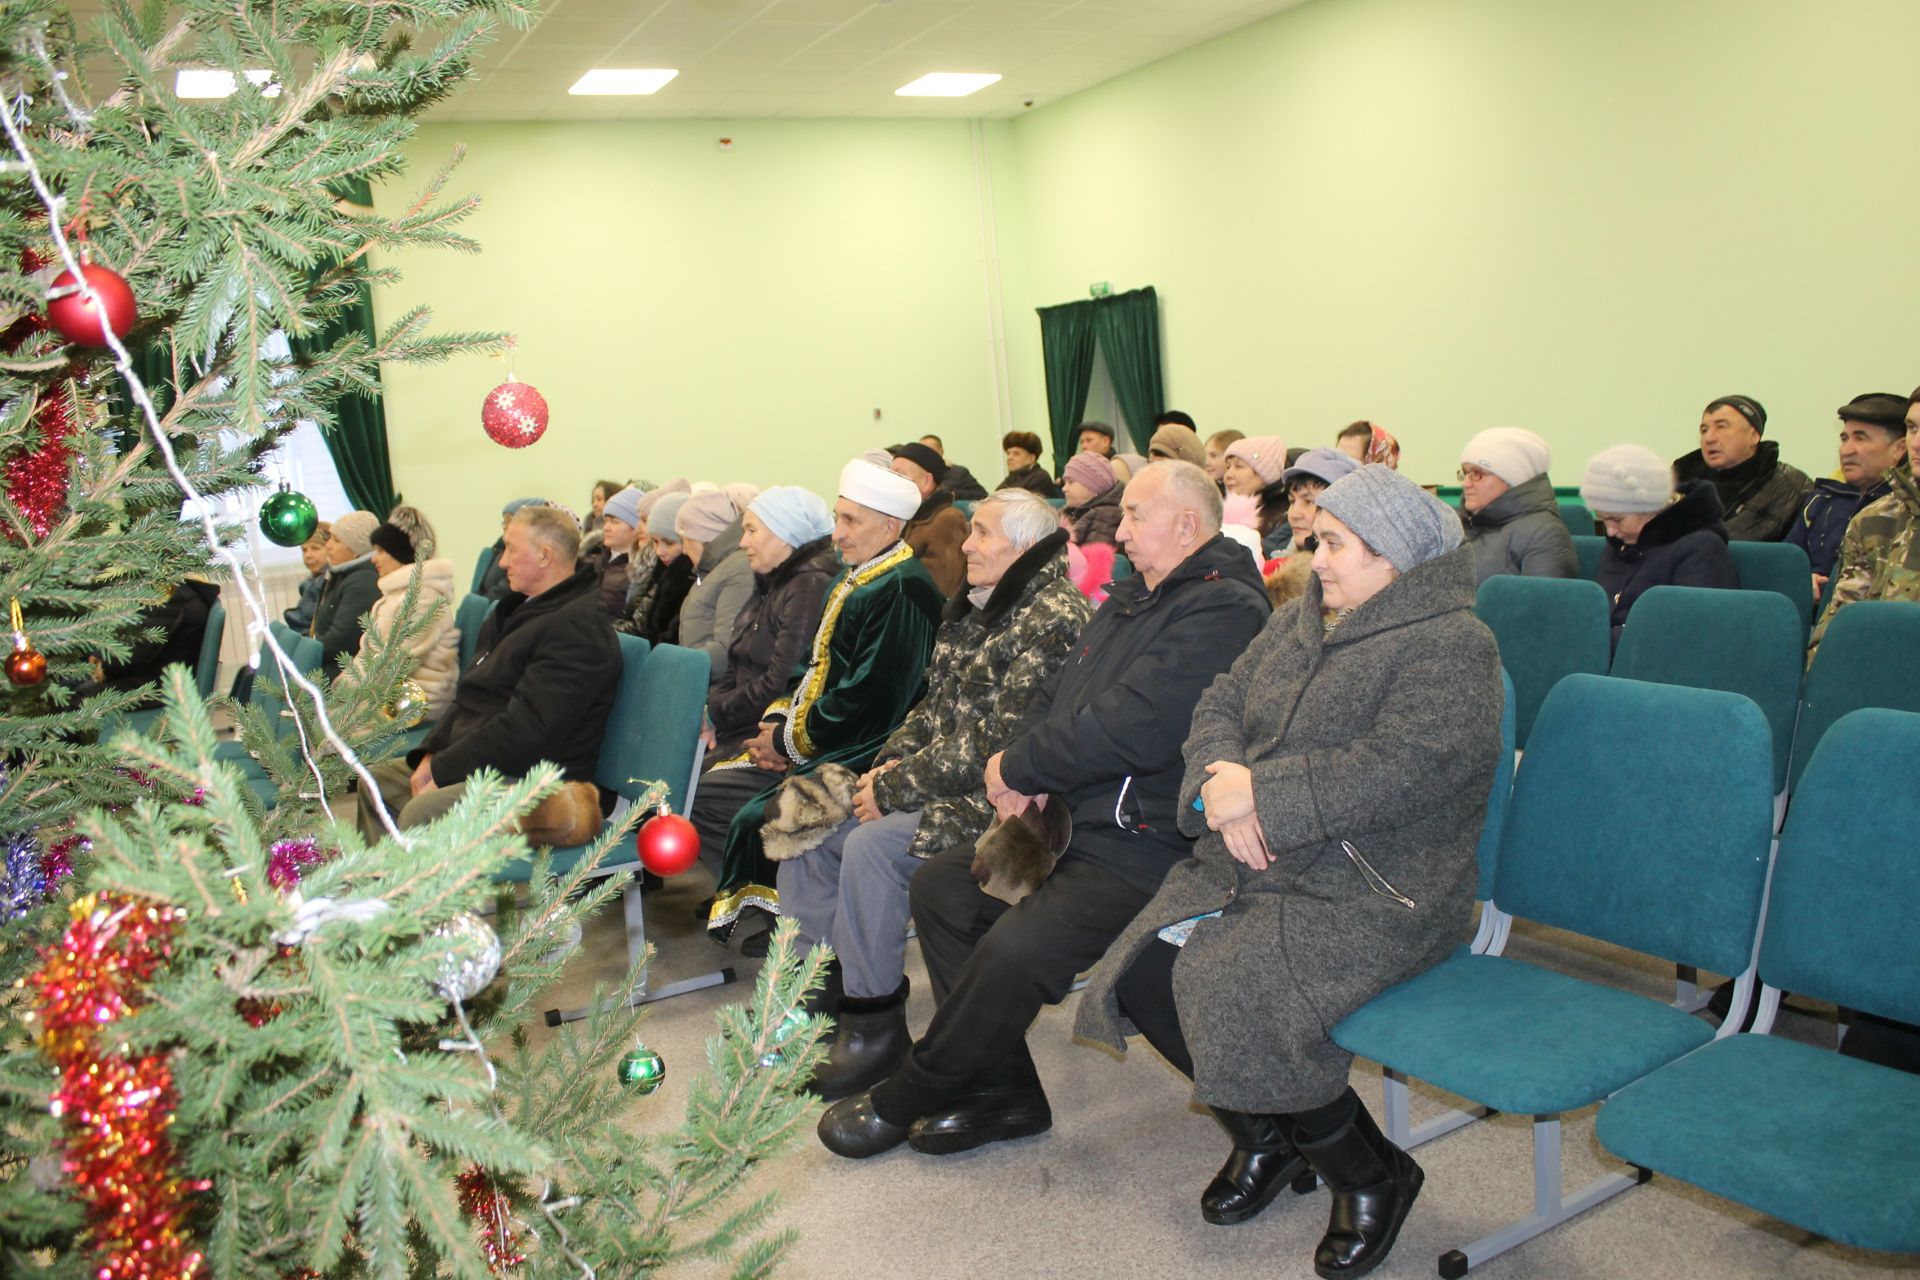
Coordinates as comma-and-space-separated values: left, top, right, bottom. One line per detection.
1787, 393, 1912, 598
887, 442, 971, 599
690, 457, 946, 952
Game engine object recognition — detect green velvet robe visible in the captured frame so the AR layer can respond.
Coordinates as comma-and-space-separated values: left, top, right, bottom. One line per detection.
708, 541, 944, 931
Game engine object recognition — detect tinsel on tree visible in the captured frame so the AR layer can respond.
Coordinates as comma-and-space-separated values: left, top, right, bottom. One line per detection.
0, 2, 828, 1276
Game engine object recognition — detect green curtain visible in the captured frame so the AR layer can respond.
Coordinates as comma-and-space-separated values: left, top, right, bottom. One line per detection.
1035, 299, 1097, 475
289, 177, 396, 515
1091, 287, 1163, 452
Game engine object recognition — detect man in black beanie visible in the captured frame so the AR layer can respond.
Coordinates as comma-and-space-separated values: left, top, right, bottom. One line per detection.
1672, 394, 1811, 541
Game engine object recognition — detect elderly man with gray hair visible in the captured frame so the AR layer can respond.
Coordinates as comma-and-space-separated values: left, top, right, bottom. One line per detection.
776, 490, 1094, 1101
819, 460, 1272, 1160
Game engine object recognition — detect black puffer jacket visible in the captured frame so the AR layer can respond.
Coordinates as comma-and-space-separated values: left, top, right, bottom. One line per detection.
1673, 442, 1811, 543
998, 533, 1271, 893
414, 565, 622, 786
311, 557, 379, 673
1595, 480, 1741, 648
622, 553, 694, 645
706, 536, 838, 753
101, 580, 221, 693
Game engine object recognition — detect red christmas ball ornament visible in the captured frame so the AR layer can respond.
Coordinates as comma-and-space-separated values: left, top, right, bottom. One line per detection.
6, 601, 46, 687
481, 377, 549, 448
638, 812, 700, 877
45, 262, 137, 348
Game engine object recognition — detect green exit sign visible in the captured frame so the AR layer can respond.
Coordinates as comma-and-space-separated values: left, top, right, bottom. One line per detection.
1089, 281, 1112, 297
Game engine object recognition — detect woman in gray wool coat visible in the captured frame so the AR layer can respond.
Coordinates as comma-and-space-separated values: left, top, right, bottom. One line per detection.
1075, 464, 1502, 1280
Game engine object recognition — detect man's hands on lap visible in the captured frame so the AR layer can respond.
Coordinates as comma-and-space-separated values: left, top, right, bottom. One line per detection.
747, 721, 789, 774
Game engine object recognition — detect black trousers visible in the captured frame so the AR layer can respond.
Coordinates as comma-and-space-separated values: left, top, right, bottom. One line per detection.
1114, 937, 1358, 1138
687, 763, 784, 876
875, 843, 1152, 1121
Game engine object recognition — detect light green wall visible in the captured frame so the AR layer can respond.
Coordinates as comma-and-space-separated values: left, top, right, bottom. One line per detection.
997, 0, 1920, 486
371, 118, 1000, 565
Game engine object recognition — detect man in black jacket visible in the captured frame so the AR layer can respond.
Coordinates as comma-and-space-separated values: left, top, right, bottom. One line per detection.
819, 461, 1272, 1159
357, 504, 622, 836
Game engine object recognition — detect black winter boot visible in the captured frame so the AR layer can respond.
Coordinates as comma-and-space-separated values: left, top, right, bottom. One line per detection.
806, 978, 910, 1102
906, 1050, 1051, 1155
800, 954, 843, 1020
1202, 1108, 1315, 1225
1290, 1099, 1424, 1279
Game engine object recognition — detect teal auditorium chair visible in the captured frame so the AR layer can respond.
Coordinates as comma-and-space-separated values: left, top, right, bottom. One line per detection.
1597, 708, 1920, 1255
215, 632, 324, 807
1555, 501, 1594, 538
1727, 540, 1814, 641
469, 545, 496, 594
453, 593, 495, 672
1472, 575, 1610, 748
1331, 676, 1776, 1276
494, 639, 736, 1024
1570, 534, 1604, 581
1610, 586, 1802, 799
1788, 600, 1920, 792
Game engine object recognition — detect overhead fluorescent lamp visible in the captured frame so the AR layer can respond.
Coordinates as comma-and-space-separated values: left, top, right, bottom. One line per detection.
175, 68, 279, 98
896, 72, 1002, 98
569, 68, 679, 96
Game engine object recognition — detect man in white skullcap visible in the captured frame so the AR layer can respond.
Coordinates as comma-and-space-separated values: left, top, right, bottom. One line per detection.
691, 458, 946, 953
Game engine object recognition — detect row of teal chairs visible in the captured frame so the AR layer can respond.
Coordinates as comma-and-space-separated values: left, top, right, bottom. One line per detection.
1477, 577, 1920, 798
1569, 535, 1818, 636
1332, 675, 1920, 1273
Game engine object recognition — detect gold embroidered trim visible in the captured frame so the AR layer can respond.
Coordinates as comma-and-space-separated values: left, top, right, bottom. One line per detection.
707, 883, 779, 930
786, 541, 915, 761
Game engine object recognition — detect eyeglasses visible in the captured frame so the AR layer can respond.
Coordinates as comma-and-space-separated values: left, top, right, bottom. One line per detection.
1455, 466, 1494, 483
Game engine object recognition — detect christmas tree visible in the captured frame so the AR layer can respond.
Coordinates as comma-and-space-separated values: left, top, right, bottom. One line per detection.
0, 2, 828, 1276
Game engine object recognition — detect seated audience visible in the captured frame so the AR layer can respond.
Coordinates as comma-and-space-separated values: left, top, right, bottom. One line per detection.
1672, 395, 1810, 541
1582, 444, 1739, 649
359, 504, 620, 834
1336, 420, 1401, 468
779, 491, 1093, 1099
1110, 451, 1150, 485
1787, 392, 1910, 595
1080, 464, 1500, 1277
342, 520, 459, 720
1456, 427, 1578, 584
1222, 435, 1291, 556
689, 459, 944, 953
310, 510, 380, 673
626, 492, 696, 644
480, 498, 546, 600
706, 488, 839, 759
997, 430, 1061, 499
1077, 421, 1116, 457
281, 522, 331, 632
1148, 423, 1207, 468
817, 461, 1269, 1160
593, 486, 644, 618
1203, 429, 1246, 488
888, 442, 970, 599
584, 479, 621, 532
1265, 447, 1360, 607
1062, 452, 1123, 548
613, 481, 685, 633
919, 434, 987, 501
1808, 385, 1920, 660
90, 578, 221, 695
675, 489, 755, 677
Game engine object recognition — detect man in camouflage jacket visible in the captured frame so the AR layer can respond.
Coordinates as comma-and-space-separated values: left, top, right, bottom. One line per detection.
776, 493, 1092, 1100
1808, 457, 1920, 663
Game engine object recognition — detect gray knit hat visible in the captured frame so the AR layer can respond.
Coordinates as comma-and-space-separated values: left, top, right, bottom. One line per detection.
329, 510, 379, 557
1580, 444, 1672, 514
1314, 464, 1463, 573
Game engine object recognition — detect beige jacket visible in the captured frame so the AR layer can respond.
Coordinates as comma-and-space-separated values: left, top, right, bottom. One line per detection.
351, 557, 460, 720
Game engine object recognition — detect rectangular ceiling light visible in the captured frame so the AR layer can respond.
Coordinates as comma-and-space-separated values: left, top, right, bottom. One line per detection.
569, 68, 679, 96
896, 72, 1002, 97
175, 68, 279, 98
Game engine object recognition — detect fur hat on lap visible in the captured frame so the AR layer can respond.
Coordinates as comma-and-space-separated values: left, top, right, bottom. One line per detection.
760, 764, 860, 862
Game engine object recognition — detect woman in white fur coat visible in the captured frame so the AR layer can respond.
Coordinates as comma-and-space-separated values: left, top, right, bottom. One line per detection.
345, 519, 460, 721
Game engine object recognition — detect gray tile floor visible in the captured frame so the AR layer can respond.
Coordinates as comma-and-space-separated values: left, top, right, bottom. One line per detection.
523, 869, 1916, 1280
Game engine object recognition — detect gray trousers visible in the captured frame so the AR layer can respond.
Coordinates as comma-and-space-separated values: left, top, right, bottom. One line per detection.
776, 808, 924, 999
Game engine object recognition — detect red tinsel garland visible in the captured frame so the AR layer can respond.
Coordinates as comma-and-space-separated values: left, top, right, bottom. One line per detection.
455, 1165, 526, 1274
27, 892, 210, 1280
2, 246, 76, 543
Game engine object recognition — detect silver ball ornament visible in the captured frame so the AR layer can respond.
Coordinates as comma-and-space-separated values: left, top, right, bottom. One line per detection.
431, 910, 502, 1003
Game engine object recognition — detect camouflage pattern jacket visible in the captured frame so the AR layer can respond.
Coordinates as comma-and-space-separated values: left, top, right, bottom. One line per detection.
1809, 464, 1920, 659
871, 530, 1093, 858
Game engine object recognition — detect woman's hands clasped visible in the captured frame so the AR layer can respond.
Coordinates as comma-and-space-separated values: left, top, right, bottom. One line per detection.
1200, 760, 1272, 871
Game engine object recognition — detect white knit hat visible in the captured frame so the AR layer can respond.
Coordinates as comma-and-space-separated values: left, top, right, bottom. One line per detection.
1580, 444, 1673, 514
838, 458, 921, 521
1460, 427, 1551, 487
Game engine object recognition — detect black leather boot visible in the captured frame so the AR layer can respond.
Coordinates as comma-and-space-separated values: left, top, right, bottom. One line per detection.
1202, 1108, 1313, 1225
906, 1051, 1051, 1155
818, 1058, 951, 1160
1290, 1100, 1424, 1279
806, 978, 910, 1102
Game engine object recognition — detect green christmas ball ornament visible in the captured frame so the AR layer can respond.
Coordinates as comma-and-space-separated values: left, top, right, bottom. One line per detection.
759, 1007, 810, 1068
617, 1045, 666, 1094
259, 486, 319, 548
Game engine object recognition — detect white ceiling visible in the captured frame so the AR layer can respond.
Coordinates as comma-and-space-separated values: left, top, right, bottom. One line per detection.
444, 0, 1313, 122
